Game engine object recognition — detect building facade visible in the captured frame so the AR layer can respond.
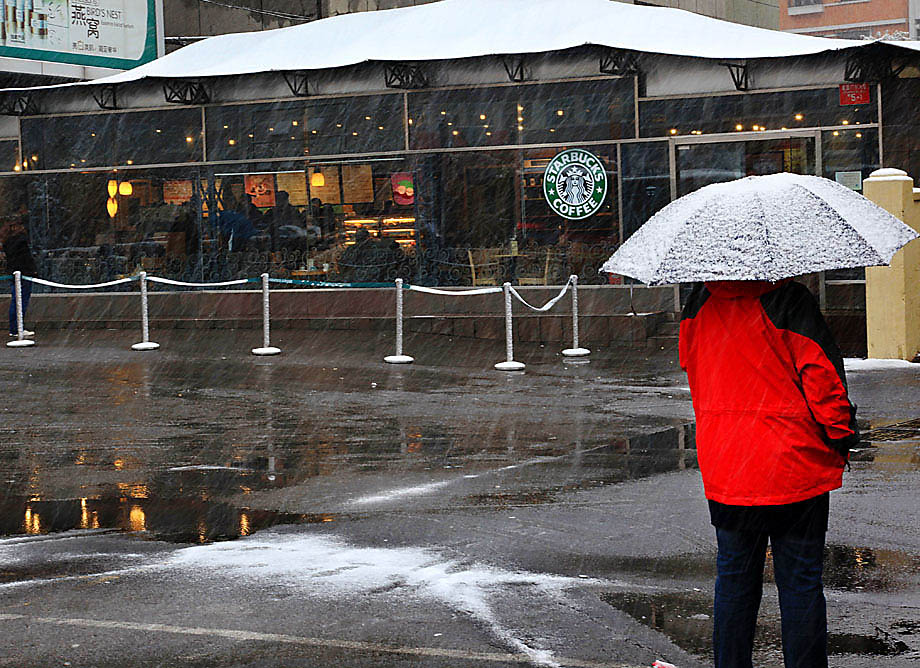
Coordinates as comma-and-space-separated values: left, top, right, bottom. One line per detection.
780, 0, 919, 39
0, 1, 912, 303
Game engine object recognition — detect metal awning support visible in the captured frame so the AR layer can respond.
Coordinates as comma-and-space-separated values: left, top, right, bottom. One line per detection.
721, 61, 749, 91
502, 55, 526, 82
0, 93, 39, 116
599, 48, 639, 77
162, 79, 210, 105
92, 84, 118, 110
384, 63, 429, 89
282, 71, 310, 97
844, 51, 907, 83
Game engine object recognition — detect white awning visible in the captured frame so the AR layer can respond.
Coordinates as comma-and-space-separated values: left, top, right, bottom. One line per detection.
0, 0, 877, 92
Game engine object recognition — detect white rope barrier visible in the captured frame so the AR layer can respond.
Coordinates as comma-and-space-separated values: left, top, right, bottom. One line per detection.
4, 270, 594, 367
406, 285, 503, 296
6, 271, 34, 348
131, 272, 160, 351
26, 276, 138, 290
147, 276, 254, 288
252, 273, 281, 356
495, 282, 525, 371
562, 274, 590, 358
507, 277, 574, 313
384, 278, 414, 364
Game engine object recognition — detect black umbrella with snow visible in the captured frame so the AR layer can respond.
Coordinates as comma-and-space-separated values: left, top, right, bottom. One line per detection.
602, 172, 919, 285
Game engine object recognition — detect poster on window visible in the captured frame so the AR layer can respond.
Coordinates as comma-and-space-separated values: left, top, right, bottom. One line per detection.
244, 174, 276, 208
391, 172, 415, 205
0, 0, 160, 70
163, 179, 193, 205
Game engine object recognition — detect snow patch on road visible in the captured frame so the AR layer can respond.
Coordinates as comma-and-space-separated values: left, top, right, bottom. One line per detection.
168, 532, 592, 666
845, 358, 920, 371
349, 480, 454, 505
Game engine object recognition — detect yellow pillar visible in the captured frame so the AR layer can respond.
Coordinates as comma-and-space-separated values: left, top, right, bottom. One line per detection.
863, 168, 920, 360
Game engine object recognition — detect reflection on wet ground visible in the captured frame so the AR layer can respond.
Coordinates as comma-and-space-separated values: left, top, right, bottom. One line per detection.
0, 424, 697, 543
2, 332, 919, 665
0, 331, 698, 544
602, 587, 912, 662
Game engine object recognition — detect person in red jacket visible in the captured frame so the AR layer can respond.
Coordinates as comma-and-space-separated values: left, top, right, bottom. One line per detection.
680, 279, 858, 668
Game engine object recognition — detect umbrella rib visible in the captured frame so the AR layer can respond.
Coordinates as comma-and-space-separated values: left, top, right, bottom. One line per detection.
650, 193, 714, 283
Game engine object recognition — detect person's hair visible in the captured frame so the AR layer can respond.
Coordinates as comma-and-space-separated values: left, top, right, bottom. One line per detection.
355, 228, 370, 242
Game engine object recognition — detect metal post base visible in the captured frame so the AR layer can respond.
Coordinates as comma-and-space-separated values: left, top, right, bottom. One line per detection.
252, 346, 282, 356
132, 342, 161, 351
384, 354, 415, 364
562, 347, 591, 357
494, 360, 526, 371
6, 339, 35, 348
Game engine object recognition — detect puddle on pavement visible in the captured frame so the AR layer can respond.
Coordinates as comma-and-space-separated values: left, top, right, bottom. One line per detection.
602, 590, 912, 661
0, 423, 697, 542
0, 495, 335, 546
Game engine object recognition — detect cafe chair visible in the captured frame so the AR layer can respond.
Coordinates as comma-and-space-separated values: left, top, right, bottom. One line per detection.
516, 247, 552, 286
467, 248, 501, 286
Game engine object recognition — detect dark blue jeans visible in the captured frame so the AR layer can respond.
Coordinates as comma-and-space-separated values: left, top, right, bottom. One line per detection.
8, 278, 31, 334
714, 527, 828, 668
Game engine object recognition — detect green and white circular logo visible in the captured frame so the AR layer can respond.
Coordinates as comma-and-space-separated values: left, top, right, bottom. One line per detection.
543, 149, 608, 220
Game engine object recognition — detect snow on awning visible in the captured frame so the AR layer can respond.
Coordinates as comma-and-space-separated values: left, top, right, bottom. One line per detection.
1, 0, 871, 92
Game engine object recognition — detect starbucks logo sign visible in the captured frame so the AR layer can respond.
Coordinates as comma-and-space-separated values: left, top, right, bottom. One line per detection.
543, 149, 607, 220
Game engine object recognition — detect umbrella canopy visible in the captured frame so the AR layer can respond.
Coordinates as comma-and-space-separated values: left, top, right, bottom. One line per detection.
601, 172, 919, 284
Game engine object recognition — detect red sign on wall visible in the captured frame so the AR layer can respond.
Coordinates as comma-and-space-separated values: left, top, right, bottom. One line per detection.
839, 83, 870, 106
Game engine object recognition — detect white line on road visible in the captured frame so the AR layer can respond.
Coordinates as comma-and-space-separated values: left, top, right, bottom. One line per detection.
0, 613, 640, 668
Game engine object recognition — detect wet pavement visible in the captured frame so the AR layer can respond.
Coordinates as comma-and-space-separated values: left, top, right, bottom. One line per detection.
0, 328, 918, 667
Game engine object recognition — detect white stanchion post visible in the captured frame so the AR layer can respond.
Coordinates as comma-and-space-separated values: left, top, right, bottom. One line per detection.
384, 278, 414, 364
131, 271, 160, 351
6, 271, 34, 348
252, 273, 281, 356
562, 274, 590, 357
495, 282, 525, 371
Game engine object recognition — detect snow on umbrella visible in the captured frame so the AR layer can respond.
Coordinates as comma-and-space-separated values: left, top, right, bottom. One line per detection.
601, 172, 919, 285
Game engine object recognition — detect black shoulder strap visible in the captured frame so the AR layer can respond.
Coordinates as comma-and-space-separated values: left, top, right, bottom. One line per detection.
681, 282, 710, 322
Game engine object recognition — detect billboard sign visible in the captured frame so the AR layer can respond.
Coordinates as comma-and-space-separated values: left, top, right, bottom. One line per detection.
0, 0, 161, 70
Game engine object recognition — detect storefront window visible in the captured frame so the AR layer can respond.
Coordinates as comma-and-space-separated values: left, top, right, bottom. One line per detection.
26, 167, 206, 286
640, 87, 877, 138
621, 142, 670, 241
0, 139, 20, 172
408, 79, 635, 150
408, 86, 517, 150
307, 94, 405, 157
822, 127, 878, 282
517, 79, 635, 145
206, 101, 306, 161
676, 136, 816, 196
21, 109, 204, 170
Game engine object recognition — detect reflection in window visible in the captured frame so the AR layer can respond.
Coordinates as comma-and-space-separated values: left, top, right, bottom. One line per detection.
21, 109, 203, 170
408, 79, 635, 150
621, 142, 670, 241
307, 95, 404, 157
640, 88, 877, 138
206, 101, 306, 161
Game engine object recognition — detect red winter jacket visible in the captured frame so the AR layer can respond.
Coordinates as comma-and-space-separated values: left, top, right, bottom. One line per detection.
679, 280, 857, 506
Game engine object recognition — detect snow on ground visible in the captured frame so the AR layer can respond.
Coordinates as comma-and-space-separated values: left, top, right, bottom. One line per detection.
844, 358, 920, 371
167, 531, 598, 666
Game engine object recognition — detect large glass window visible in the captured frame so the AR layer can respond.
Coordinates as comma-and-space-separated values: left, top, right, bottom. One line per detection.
307, 95, 405, 157
676, 136, 816, 196
640, 88, 877, 138
621, 142, 670, 241
21, 109, 204, 170
23, 167, 207, 286
408, 79, 635, 150
206, 101, 307, 161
